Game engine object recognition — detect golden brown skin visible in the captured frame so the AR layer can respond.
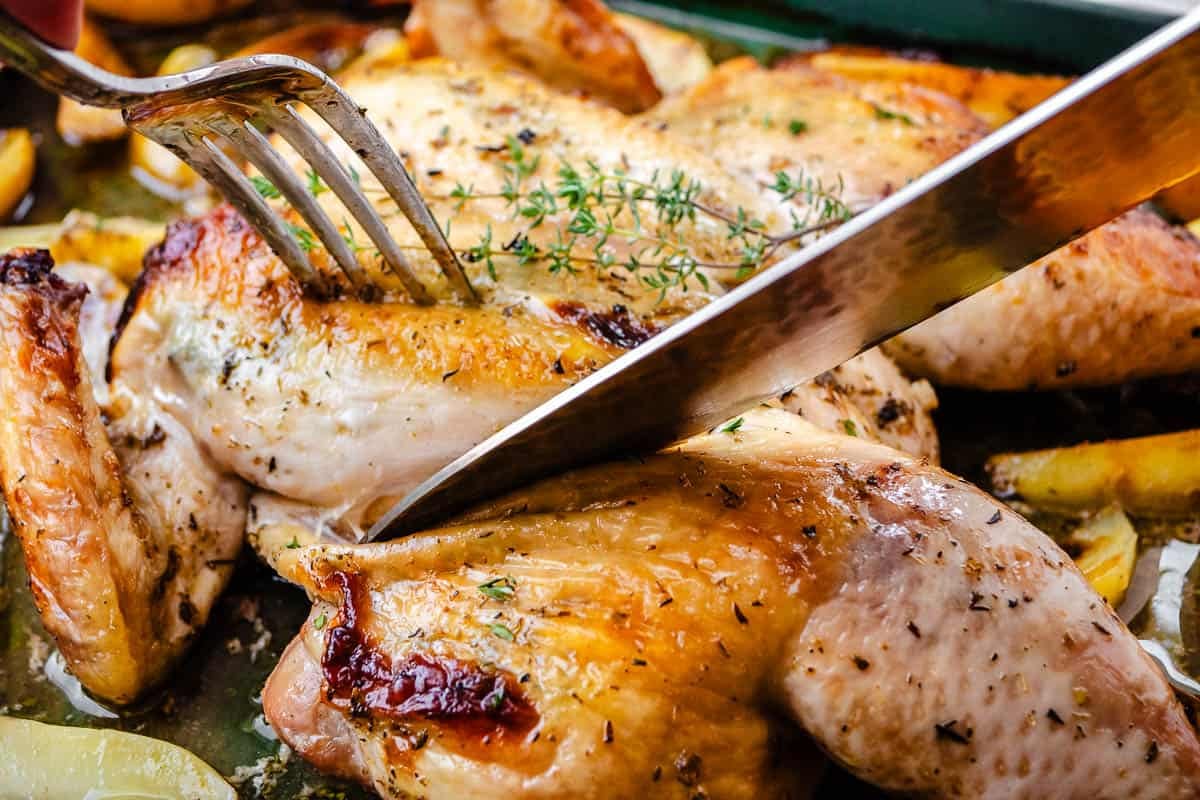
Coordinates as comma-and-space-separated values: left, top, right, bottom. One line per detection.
265, 409, 1200, 799
405, 0, 662, 112
644, 57, 988, 214
0, 251, 245, 703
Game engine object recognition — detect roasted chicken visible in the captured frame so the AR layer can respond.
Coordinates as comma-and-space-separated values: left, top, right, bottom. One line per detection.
652, 57, 1200, 389
0, 58, 937, 702
265, 409, 1200, 799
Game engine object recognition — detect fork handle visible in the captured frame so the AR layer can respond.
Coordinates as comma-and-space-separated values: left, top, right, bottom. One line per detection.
0, 11, 145, 107
0, 11, 331, 114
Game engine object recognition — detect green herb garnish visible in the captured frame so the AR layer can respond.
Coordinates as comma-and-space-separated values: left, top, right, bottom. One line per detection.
719, 417, 744, 434
478, 576, 517, 602
489, 623, 516, 641
251, 175, 281, 199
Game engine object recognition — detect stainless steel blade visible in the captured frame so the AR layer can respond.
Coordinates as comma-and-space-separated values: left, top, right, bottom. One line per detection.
370, 7, 1200, 540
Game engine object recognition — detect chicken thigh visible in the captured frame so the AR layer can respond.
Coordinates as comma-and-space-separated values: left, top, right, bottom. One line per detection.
264, 408, 1200, 799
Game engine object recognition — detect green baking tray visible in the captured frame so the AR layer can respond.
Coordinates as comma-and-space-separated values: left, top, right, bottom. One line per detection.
0, 2, 1190, 799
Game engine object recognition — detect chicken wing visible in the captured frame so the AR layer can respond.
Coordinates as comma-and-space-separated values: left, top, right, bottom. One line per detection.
264, 408, 1200, 799
0, 250, 245, 703
405, 0, 661, 112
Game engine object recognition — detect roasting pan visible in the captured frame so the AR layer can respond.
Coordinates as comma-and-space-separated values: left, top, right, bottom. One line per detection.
0, 2, 1194, 797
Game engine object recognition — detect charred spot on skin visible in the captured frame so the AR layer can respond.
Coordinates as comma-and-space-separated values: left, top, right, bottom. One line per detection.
551, 300, 658, 350
319, 571, 539, 740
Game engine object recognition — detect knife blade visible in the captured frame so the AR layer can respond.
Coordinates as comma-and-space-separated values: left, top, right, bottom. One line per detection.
370, 7, 1200, 540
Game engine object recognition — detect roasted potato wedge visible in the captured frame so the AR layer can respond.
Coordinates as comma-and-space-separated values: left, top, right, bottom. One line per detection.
988, 430, 1200, 515
0, 210, 164, 284
614, 12, 712, 95
337, 32, 410, 81
129, 44, 218, 199
0, 129, 35, 221
234, 21, 383, 74
85, 0, 251, 25
57, 18, 134, 145
1067, 506, 1138, 606
792, 50, 1068, 128
0, 716, 236, 798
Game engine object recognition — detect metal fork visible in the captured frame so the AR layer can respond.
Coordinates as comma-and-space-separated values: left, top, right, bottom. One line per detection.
0, 12, 475, 303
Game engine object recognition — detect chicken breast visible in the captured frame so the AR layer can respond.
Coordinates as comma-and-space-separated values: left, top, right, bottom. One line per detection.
0, 250, 245, 703
110, 60, 936, 539
405, 0, 661, 112
264, 408, 1200, 799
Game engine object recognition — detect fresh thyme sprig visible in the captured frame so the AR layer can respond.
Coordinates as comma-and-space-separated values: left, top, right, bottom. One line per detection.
252, 136, 854, 299
434, 136, 854, 298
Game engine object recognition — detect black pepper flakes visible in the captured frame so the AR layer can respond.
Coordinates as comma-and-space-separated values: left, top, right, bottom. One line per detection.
852, 656, 871, 671
603, 720, 614, 744
987, 510, 1002, 525
934, 721, 970, 745
907, 621, 921, 638
1146, 741, 1159, 764
1092, 621, 1112, 636
1046, 709, 1064, 726
733, 603, 748, 624
674, 752, 702, 786
968, 591, 991, 611
802, 525, 817, 538
717, 483, 743, 508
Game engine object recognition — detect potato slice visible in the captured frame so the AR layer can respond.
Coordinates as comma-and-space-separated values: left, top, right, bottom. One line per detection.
57, 18, 134, 145
0, 211, 164, 284
795, 50, 1069, 128
1068, 506, 1138, 606
85, 0, 251, 25
987, 430, 1200, 515
0, 716, 235, 798
0, 129, 35, 221
129, 45, 219, 199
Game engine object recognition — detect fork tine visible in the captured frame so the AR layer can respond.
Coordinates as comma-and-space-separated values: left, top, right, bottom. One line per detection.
182, 134, 333, 297
265, 103, 435, 305
207, 117, 374, 296
299, 87, 479, 304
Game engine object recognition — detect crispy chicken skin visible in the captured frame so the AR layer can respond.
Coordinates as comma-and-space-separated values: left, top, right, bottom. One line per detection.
0, 251, 245, 703
405, 0, 661, 112
265, 409, 1200, 799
